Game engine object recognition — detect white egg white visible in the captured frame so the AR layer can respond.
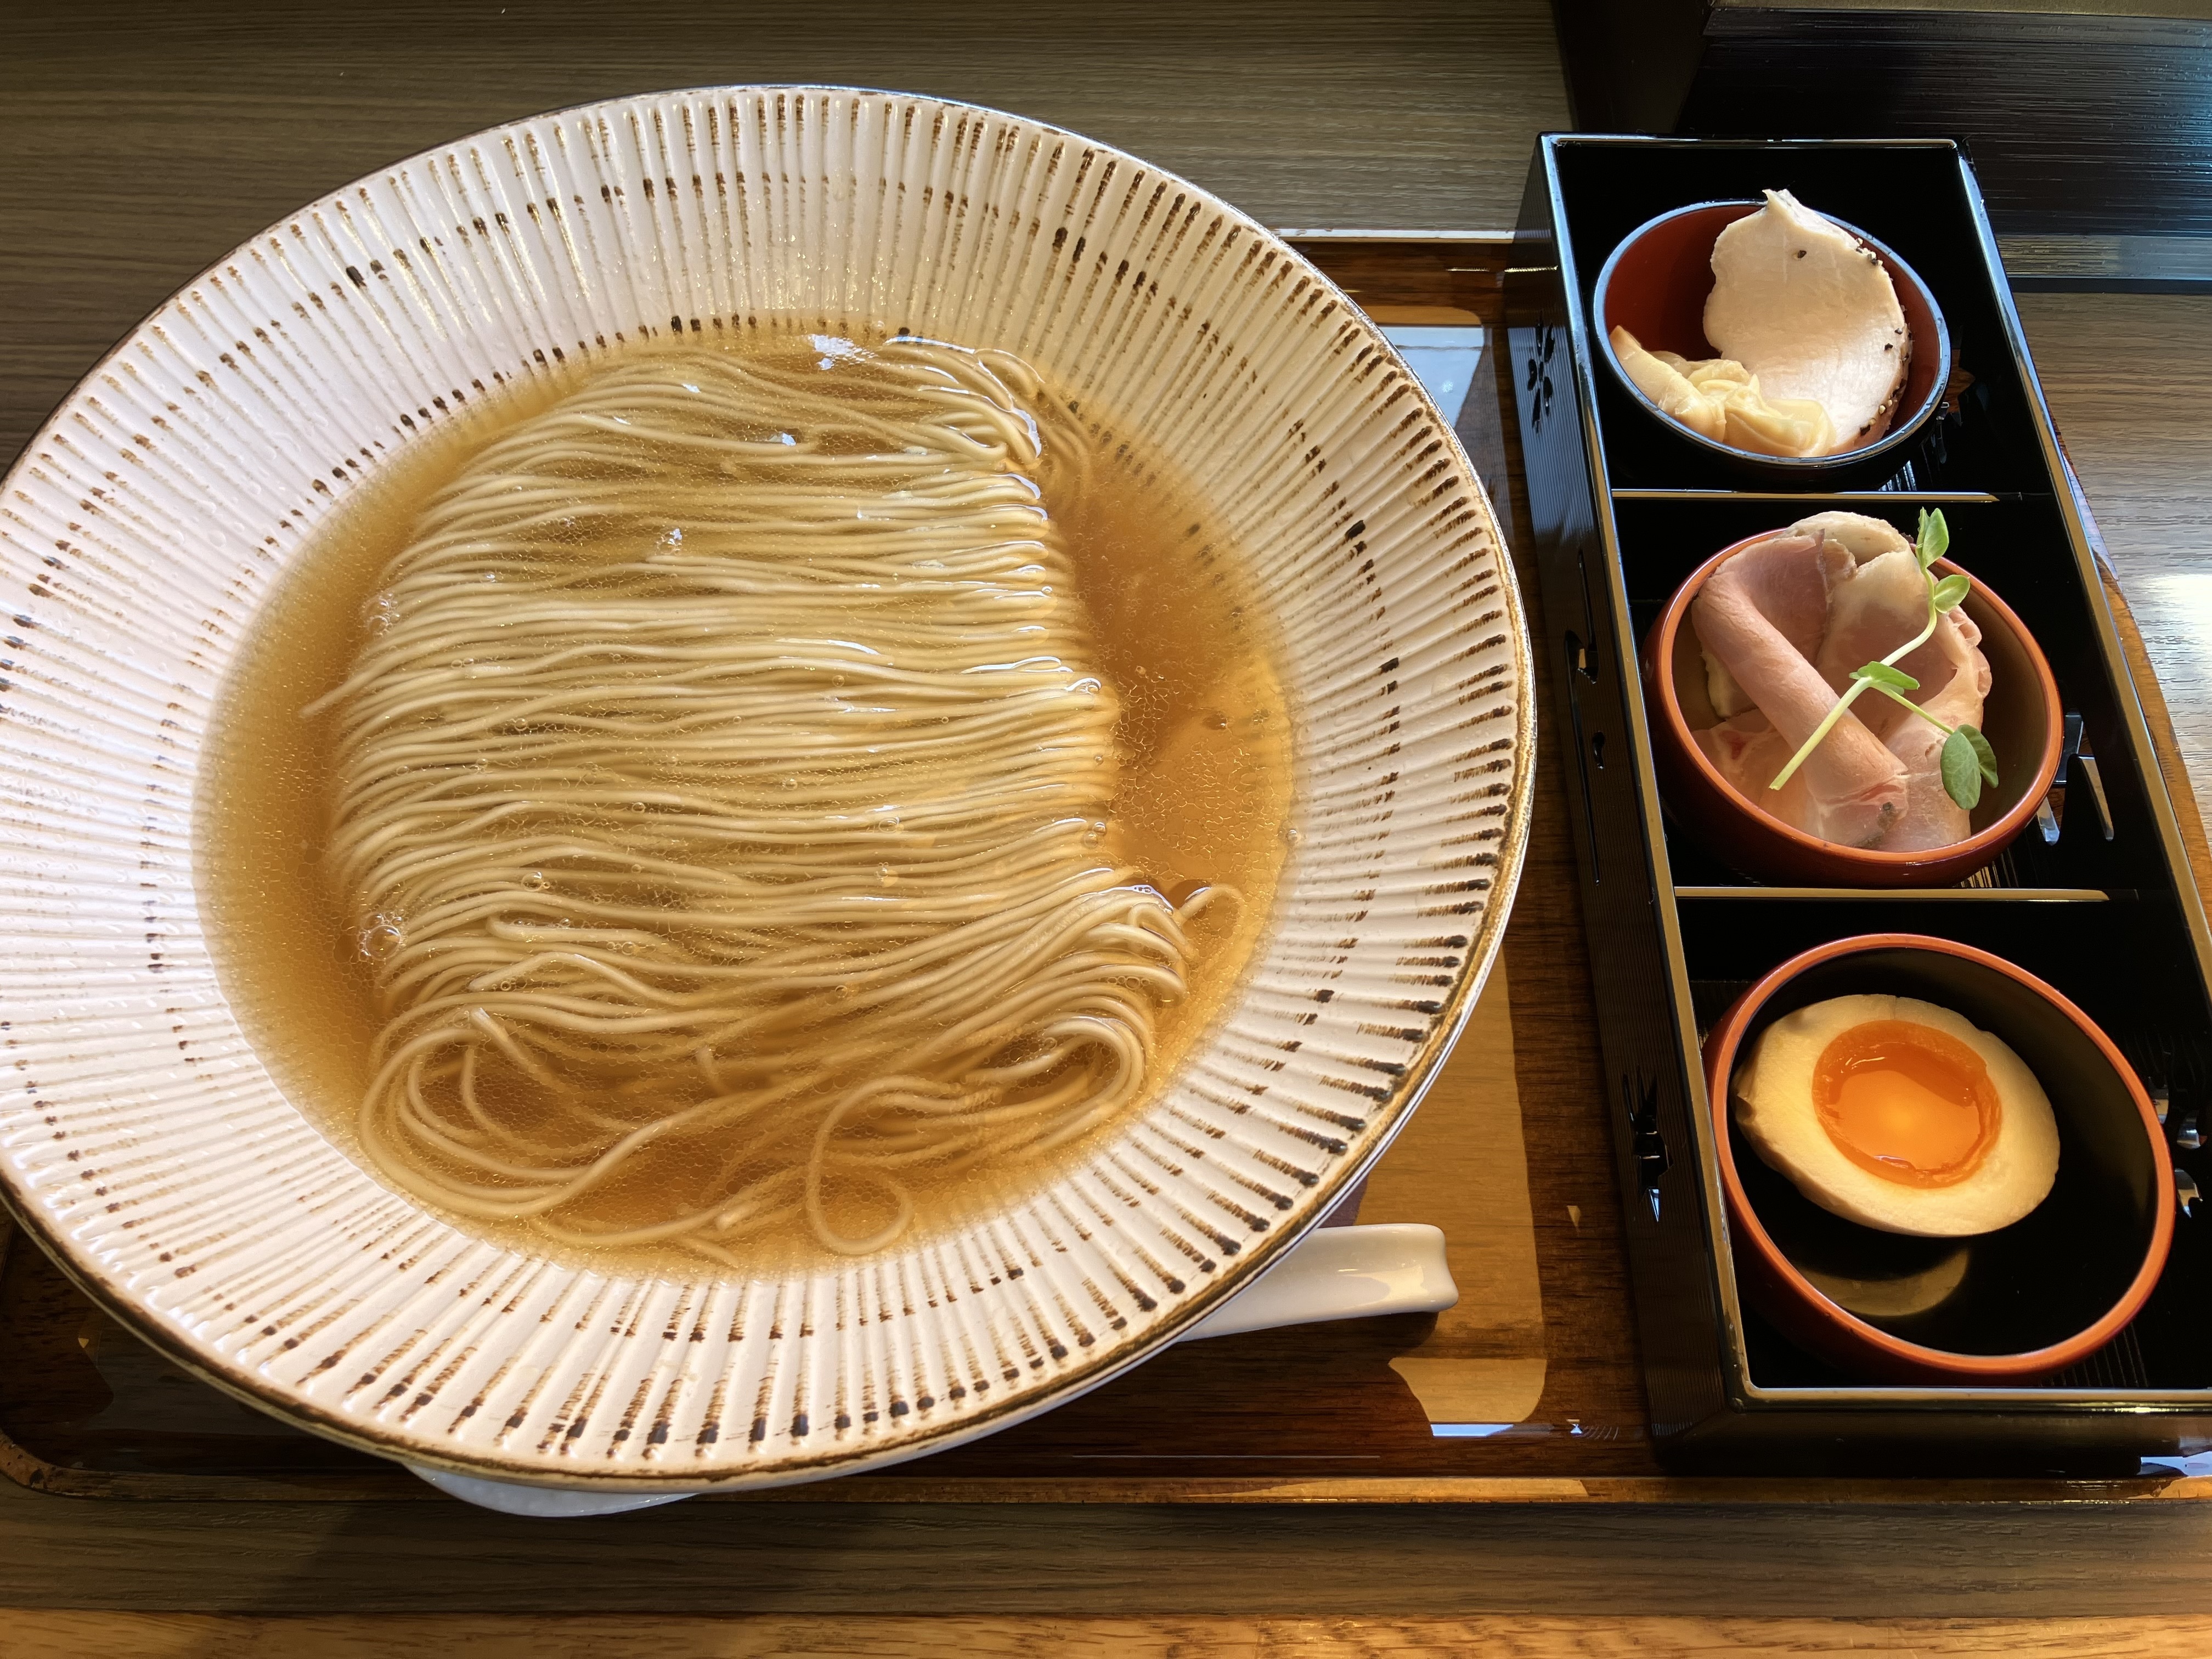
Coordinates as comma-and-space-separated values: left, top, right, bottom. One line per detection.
1799, 1244, 1969, 1320
1732, 993, 2059, 1237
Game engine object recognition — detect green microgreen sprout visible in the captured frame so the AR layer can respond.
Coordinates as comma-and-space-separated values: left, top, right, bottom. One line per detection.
1767, 509, 1999, 812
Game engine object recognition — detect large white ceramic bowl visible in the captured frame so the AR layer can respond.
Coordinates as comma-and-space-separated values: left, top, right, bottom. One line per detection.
0, 87, 1531, 1492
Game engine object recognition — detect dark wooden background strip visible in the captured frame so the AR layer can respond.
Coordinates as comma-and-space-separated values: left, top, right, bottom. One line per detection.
3, 1478, 2212, 1617
2016, 294, 2212, 808
10, 1612, 2212, 1658
0, 0, 1567, 478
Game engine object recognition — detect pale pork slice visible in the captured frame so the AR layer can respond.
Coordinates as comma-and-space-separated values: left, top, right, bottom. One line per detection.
1691, 531, 1907, 847
1699, 529, 1853, 719
1693, 710, 1812, 832
1705, 190, 1910, 455
1800, 518, 1992, 851
1880, 605, 1990, 850
1792, 510, 1911, 563
1813, 548, 1932, 741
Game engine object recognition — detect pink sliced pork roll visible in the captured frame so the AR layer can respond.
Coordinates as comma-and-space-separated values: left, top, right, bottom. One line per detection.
1688, 512, 1990, 854
1691, 529, 1907, 848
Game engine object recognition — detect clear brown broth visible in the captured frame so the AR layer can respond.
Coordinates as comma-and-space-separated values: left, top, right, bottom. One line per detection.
196, 333, 1291, 1274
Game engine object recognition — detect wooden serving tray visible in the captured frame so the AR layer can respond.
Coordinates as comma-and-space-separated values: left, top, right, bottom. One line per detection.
1, 238, 2204, 1508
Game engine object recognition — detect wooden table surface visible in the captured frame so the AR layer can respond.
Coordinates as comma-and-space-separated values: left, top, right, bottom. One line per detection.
5, 2, 2211, 1652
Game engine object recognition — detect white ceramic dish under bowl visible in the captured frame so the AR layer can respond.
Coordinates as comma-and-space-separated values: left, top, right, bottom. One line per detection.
0, 87, 1532, 1511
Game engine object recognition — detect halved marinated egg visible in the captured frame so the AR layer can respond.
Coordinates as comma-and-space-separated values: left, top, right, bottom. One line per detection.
1732, 993, 2059, 1237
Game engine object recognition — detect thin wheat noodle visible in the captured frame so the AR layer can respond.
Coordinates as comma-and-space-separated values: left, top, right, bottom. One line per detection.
323, 335, 1232, 1259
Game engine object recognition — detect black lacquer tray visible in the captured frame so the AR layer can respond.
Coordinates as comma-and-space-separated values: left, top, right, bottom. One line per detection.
3, 227, 2205, 1506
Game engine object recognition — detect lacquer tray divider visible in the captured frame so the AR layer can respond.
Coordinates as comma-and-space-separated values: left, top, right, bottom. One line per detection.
2, 230, 2208, 1506
1507, 135, 2212, 1466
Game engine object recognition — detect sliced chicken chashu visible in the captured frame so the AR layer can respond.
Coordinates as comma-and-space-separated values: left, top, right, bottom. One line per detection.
1705, 191, 1910, 455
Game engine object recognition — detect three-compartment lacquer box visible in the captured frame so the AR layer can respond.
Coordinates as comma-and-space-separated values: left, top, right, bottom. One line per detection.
1509, 135, 2212, 1468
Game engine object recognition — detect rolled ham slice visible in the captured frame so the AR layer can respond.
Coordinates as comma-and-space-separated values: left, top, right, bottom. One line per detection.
1692, 531, 1906, 848
1689, 511, 1990, 854
1699, 527, 1852, 720
1811, 536, 1990, 851
1694, 709, 1812, 834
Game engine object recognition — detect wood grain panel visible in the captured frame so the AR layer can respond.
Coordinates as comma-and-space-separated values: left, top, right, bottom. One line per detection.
4, 1478, 2212, 1616
5, 1611, 2211, 1658
0, 0, 1567, 477
2017, 294, 2212, 814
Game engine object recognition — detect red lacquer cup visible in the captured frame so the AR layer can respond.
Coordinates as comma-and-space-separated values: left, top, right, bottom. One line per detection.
1703, 933, 2175, 1384
1643, 533, 2065, 887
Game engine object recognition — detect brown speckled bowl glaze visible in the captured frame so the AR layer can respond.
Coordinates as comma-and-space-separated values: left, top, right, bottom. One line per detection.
0, 88, 1532, 1494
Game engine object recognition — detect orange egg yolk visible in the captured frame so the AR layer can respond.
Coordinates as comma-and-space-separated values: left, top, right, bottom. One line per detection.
1812, 1018, 2000, 1188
